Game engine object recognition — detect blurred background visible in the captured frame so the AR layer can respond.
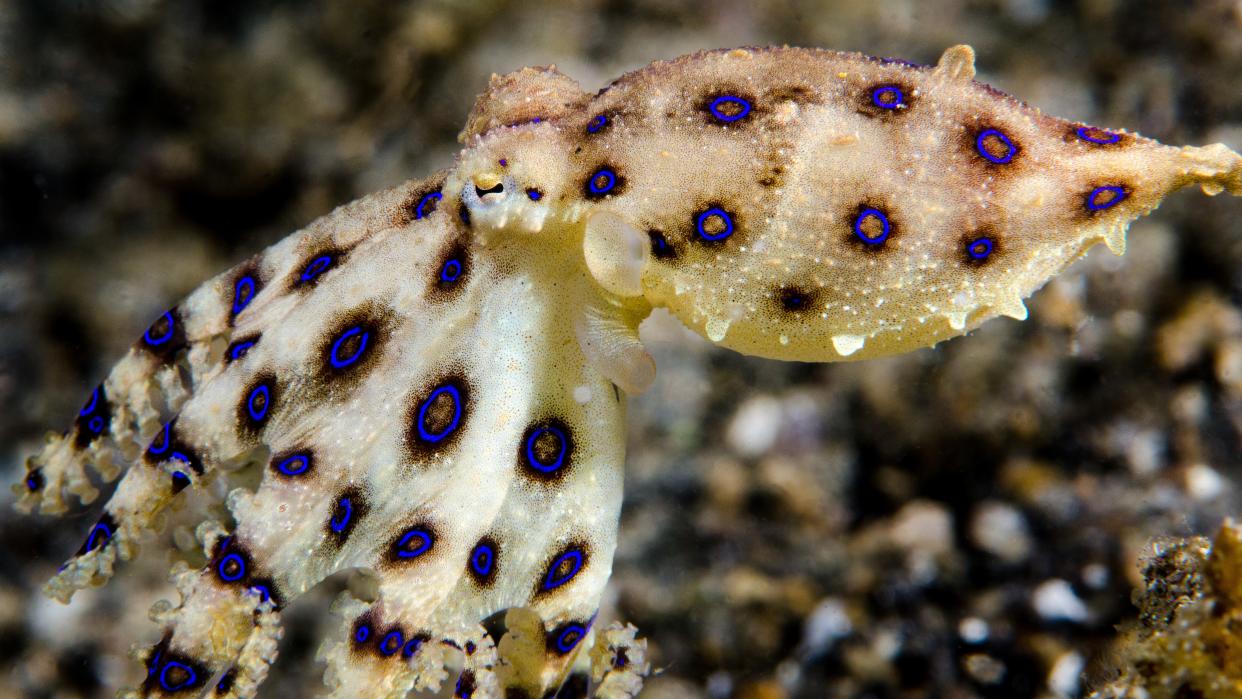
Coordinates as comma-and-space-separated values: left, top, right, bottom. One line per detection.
2, 1, 1242, 697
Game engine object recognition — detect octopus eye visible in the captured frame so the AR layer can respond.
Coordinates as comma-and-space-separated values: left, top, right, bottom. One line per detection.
708, 95, 752, 123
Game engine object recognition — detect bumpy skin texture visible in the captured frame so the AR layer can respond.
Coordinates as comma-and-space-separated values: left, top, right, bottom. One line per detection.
12, 45, 1242, 698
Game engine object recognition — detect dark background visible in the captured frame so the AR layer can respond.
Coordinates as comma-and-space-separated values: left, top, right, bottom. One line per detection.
2, 1, 1242, 697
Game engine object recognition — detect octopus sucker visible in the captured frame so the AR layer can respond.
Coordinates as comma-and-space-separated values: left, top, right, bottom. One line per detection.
13, 44, 1242, 697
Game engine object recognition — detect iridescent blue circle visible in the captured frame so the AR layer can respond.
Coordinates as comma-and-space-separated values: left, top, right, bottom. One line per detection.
159, 660, 198, 692
416, 384, 462, 443
379, 630, 404, 656
1087, 185, 1127, 211
171, 471, 190, 491
695, 208, 734, 241
354, 624, 370, 643
246, 384, 270, 422
395, 528, 432, 559
88, 416, 105, 434
229, 340, 256, 361
1076, 126, 1121, 145
79, 387, 100, 417
25, 470, 42, 491
329, 497, 353, 533
708, 95, 752, 123
588, 168, 617, 195
218, 553, 246, 582
853, 207, 890, 245
84, 520, 112, 554
277, 454, 310, 476
554, 623, 588, 654
147, 422, 173, 456
415, 191, 442, 220
976, 128, 1017, 164
871, 85, 905, 109
966, 237, 995, 260
143, 311, 176, 346
526, 188, 543, 201
470, 543, 494, 577
249, 584, 271, 604
233, 276, 256, 315
300, 255, 333, 282
440, 259, 463, 283
525, 425, 567, 473
542, 548, 584, 591
586, 114, 608, 133
402, 637, 423, 658
329, 326, 370, 369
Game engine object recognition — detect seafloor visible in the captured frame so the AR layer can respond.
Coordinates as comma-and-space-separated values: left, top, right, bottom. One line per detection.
2, 1, 1242, 698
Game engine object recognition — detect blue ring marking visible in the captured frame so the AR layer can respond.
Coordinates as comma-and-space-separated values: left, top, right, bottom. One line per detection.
586, 114, 608, 133
379, 630, 404, 656
88, 416, 105, 434
300, 255, 333, 282
587, 168, 617, 195
415, 191, 443, 220
329, 326, 370, 369
708, 95, 752, 123
147, 647, 162, 677
542, 548, 584, 590
554, 623, 588, 654
470, 543, 494, 577
1087, 185, 1128, 211
79, 387, 100, 416
416, 384, 463, 443
329, 497, 353, 533
217, 553, 246, 582
695, 208, 735, 241
249, 584, 271, 604
526, 188, 543, 201
216, 669, 235, 692
84, 520, 112, 554
871, 85, 905, 109
143, 311, 176, 346
232, 276, 256, 315
402, 637, 424, 658
967, 237, 995, 260
440, 259, 463, 283
395, 528, 433, 559
229, 340, 256, 361
171, 471, 190, 491
525, 425, 567, 473
354, 624, 370, 643
148, 422, 173, 456
246, 384, 270, 422
1076, 126, 1121, 145
499, 158, 508, 167
277, 454, 311, 476
853, 207, 891, 244
25, 471, 42, 491
159, 660, 198, 692
976, 128, 1017, 164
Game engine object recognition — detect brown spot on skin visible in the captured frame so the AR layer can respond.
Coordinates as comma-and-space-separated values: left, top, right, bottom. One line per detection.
764, 83, 820, 105
648, 229, 676, 260
758, 164, 785, 188
777, 286, 819, 313
405, 375, 471, 463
